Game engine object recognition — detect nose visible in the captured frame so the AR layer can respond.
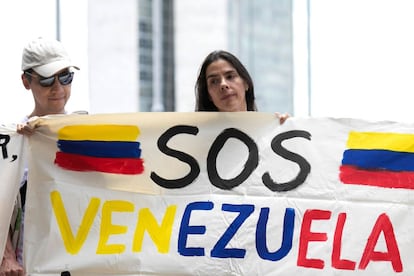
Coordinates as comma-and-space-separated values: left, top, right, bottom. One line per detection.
220, 77, 229, 90
51, 77, 65, 91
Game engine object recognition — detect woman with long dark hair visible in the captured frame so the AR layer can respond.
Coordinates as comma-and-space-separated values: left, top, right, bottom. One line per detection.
195, 50, 288, 122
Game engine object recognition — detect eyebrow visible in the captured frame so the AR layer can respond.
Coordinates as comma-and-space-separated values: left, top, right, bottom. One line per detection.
206, 69, 237, 80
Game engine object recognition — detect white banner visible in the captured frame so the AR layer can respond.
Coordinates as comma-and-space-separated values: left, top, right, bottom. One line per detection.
0, 125, 26, 261
2, 113, 413, 275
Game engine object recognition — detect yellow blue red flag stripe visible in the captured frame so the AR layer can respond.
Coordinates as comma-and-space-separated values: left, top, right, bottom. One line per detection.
340, 131, 414, 189
54, 124, 144, 175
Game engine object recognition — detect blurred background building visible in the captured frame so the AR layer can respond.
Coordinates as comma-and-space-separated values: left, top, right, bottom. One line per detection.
2, 0, 414, 123
134, 0, 294, 113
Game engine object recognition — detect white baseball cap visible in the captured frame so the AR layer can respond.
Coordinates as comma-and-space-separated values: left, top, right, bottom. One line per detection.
21, 37, 79, 77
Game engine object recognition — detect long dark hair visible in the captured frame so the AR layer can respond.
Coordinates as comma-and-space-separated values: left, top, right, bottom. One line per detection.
195, 50, 257, 111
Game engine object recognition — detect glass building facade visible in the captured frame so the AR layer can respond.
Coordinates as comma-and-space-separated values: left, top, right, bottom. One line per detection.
228, 0, 293, 113
138, 0, 293, 113
138, 0, 175, 111
138, 0, 153, 111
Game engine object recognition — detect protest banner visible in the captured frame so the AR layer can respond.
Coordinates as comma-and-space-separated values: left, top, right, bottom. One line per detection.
0, 125, 26, 261
1, 113, 413, 275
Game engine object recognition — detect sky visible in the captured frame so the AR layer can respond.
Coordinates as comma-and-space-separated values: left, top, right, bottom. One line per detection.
308, 0, 414, 123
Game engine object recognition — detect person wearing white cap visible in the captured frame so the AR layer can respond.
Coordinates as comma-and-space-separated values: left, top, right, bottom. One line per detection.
17, 37, 80, 135
0, 37, 80, 276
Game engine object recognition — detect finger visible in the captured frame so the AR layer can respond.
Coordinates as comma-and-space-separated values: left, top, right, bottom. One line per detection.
16, 124, 25, 132
24, 125, 35, 135
16, 125, 35, 136
279, 113, 290, 124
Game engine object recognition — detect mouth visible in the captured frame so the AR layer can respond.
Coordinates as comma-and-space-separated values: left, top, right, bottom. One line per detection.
49, 96, 66, 101
221, 93, 236, 100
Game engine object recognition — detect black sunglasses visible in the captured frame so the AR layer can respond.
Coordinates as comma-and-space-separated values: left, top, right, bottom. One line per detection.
25, 71, 74, 87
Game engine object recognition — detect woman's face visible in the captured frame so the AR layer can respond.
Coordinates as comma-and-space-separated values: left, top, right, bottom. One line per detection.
205, 59, 248, 112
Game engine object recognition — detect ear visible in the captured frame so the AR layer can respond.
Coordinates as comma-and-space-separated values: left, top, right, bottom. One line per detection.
21, 73, 31, 90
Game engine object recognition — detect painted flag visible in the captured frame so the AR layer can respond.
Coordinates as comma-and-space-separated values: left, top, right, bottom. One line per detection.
54, 124, 144, 175
340, 131, 414, 189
